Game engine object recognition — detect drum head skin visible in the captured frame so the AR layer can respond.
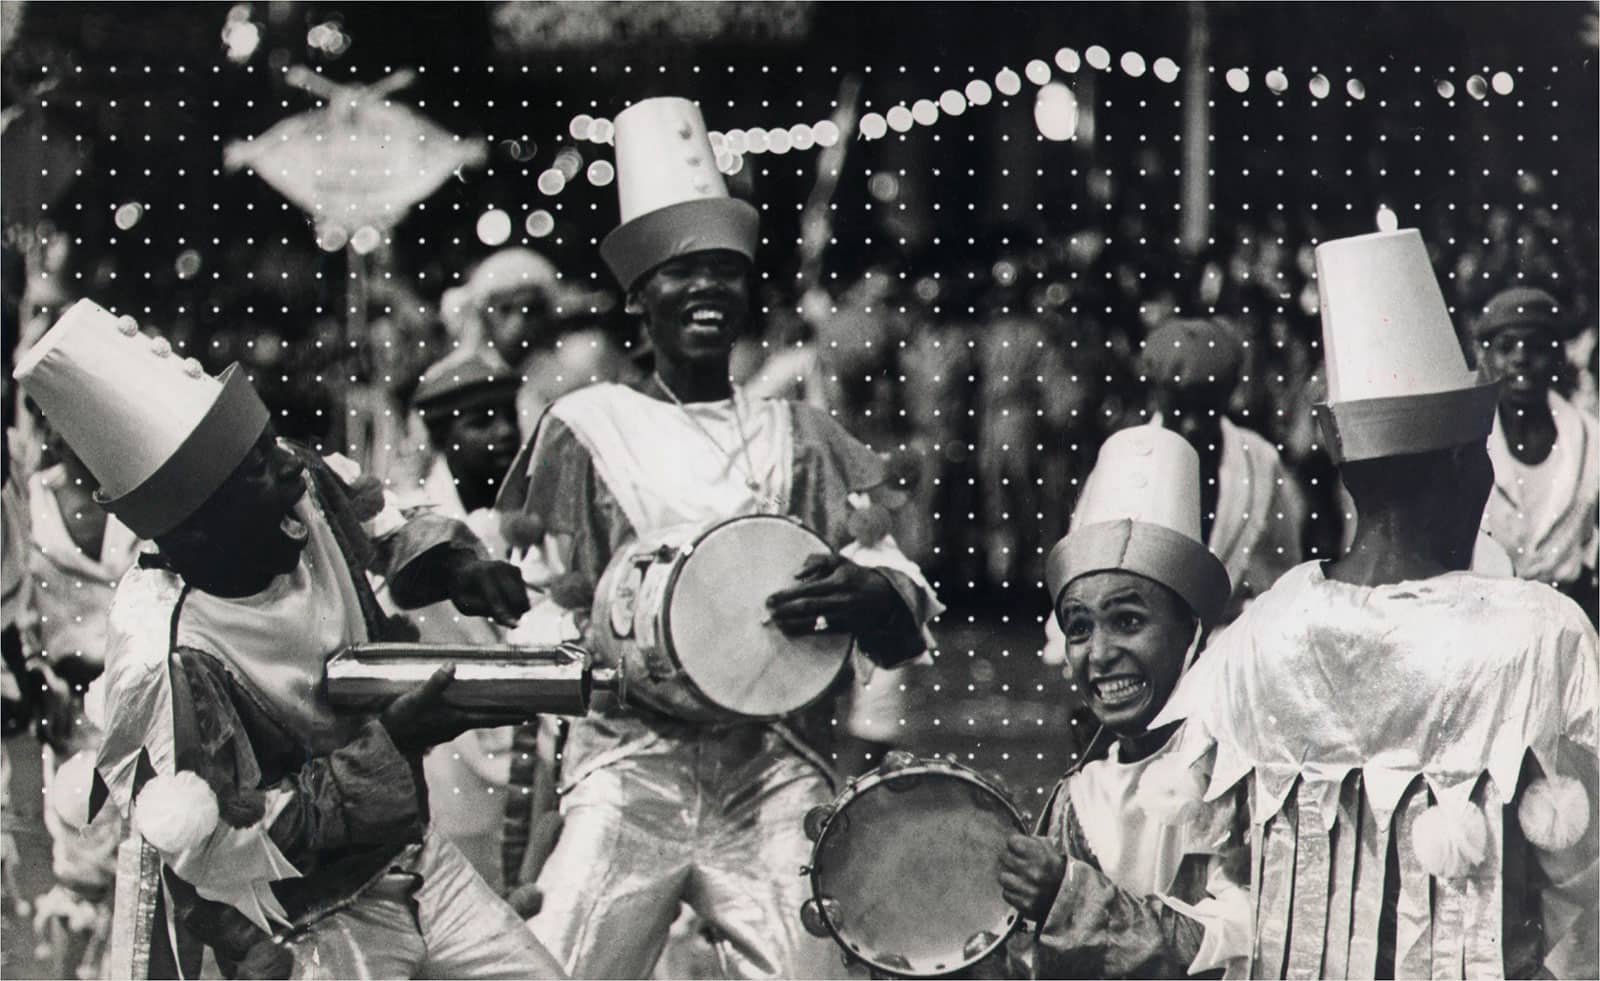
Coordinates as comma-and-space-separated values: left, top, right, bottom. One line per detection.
667, 516, 851, 717
810, 762, 1024, 976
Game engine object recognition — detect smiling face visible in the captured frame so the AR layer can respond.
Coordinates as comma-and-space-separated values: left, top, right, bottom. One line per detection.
1058, 570, 1196, 738
628, 250, 751, 370
1479, 325, 1560, 406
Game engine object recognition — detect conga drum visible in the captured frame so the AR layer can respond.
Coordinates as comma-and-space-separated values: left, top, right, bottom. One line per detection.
589, 514, 852, 724
801, 753, 1026, 977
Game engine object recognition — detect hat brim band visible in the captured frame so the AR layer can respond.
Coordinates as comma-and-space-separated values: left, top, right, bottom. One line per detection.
1314, 380, 1499, 463
415, 380, 522, 423
101, 365, 270, 538
1045, 520, 1231, 627
600, 198, 759, 291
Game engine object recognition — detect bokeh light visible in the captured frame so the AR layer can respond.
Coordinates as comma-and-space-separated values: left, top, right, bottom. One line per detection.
523, 209, 555, 238
536, 168, 567, 195
1033, 83, 1078, 142
475, 209, 512, 247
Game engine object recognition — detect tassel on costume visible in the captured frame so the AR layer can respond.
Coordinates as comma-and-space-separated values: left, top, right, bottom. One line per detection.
1517, 774, 1590, 853
133, 771, 219, 854
1412, 795, 1489, 880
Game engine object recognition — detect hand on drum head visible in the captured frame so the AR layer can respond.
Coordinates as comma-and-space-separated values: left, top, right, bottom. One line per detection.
997, 833, 1067, 922
379, 665, 531, 755
765, 552, 902, 637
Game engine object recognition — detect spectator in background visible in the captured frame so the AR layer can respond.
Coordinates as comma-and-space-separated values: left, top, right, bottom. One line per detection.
1141, 318, 1306, 621
394, 349, 530, 894
442, 248, 626, 441
1473, 287, 1599, 622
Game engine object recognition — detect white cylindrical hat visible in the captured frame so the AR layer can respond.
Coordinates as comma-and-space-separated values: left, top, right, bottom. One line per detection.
13, 299, 270, 538
1045, 425, 1231, 625
1313, 229, 1499, 461
599, 97, 758, 290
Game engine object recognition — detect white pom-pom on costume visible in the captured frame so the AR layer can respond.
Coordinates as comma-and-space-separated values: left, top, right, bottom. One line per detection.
133, 771, 219, 854
1518, 774, 1590, 853
1412, 795, 1489, 880
46, 751, 100, 832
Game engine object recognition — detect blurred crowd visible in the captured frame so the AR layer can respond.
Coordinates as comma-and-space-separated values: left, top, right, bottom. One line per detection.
9, 172, 1595, 612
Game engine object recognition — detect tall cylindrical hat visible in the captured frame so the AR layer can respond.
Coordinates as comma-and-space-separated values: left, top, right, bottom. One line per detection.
1045, 425, 1231, 626
599, 97, 759, 291
13, 299, 270, 538
1313, 229, 1499, 462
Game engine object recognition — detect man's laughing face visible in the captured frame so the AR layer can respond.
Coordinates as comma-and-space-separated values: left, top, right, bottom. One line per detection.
630, 250, 751, 368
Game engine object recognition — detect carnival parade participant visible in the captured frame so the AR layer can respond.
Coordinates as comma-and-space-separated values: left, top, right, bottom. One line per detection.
1142, 318, 1306, 621
1472, 286, 1599, 622
999, 425, 1249, 978
496, 96, 943, 979
1153, 229, 1598, 978
14, 300, 566, 979
392, 348, 529, 893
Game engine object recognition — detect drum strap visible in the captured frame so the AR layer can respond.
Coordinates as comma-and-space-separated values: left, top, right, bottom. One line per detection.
771, 722, 841, 793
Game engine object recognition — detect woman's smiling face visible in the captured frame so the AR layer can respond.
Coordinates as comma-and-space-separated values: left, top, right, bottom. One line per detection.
1058, 570, 1195, 738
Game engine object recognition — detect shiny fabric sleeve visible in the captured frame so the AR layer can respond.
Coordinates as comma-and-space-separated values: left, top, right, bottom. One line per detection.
1535, 604, 1600, 978
497, 412, 635, 615
316, 450, 490, 609
1534, 738, 1599, 979
1033, 857, 1213, 980
169, 650, 423, 877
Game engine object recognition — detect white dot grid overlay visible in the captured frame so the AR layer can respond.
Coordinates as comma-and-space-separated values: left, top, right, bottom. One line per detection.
6, 5, 1596, 813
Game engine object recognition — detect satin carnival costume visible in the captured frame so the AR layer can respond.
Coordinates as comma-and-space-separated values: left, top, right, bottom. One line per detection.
1025, 426, 1251, 979
1152, 231, 1599, 979
14, 301, 564, 980
494, 97, 943, 980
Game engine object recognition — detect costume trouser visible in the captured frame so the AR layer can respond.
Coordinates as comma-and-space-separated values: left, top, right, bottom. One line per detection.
530, 725, 843, 980
286, 829, 565, 979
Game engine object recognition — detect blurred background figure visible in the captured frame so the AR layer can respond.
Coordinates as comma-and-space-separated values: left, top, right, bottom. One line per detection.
1472, 287, 1599, 622
391, 347, 528, 893
11, 407, 137, 981
442, 248, 629, 441
1141, 318, 1306, 622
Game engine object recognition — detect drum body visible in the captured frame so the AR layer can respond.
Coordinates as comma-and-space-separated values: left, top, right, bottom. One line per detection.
802, 755, 1025, 977
589, 514, 852, 723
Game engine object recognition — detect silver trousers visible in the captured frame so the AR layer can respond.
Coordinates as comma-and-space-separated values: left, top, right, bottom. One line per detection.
287, 830, 565, 979
530, 726, 844, 979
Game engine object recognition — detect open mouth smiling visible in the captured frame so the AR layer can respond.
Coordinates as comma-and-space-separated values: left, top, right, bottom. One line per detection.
1091, 674, 1149, 709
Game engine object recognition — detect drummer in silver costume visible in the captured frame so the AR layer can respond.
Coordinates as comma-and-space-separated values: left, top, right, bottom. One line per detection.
1000, 426, 1250, 979
495, 97, 943, 980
